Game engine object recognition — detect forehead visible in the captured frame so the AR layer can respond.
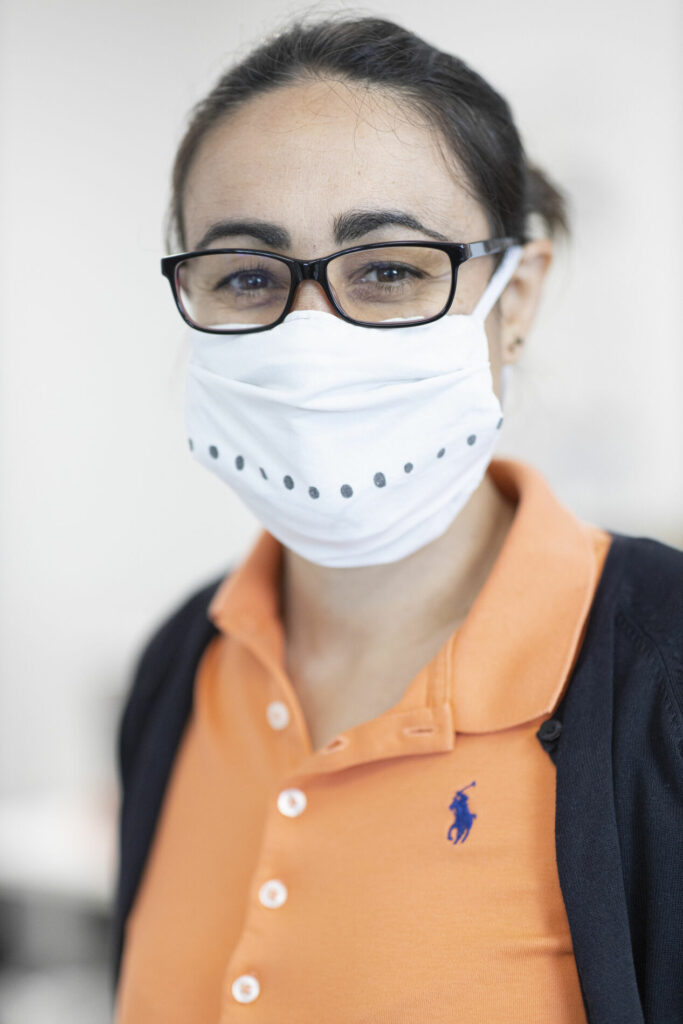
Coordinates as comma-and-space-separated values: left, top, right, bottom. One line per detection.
181, 78, 489, 251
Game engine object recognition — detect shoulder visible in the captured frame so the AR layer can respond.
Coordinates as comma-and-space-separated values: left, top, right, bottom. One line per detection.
141, 574, 226, 657
604, 533, 683, 638
606, 532, 683, 593
116, 572, 227, 784
552, 533, 683, 773
593, 533, 683, 717
128, 572, 227, 699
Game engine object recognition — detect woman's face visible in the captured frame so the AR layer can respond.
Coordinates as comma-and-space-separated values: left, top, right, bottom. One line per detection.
181, 78, 547, 395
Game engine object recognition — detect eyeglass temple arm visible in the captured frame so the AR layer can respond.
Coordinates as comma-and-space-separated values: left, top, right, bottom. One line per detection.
463, 237, 524, 260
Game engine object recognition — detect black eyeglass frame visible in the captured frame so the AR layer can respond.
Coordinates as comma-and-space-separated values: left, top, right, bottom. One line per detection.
160, 236, 524, 334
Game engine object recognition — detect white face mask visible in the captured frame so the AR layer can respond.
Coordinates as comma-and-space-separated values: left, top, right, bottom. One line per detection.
185, 245, 523, 567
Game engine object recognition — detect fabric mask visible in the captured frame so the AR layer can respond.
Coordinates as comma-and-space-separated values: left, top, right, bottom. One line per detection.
185, 245, 523, 567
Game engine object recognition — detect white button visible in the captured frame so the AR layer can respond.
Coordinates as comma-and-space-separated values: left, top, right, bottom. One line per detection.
266, 700, 290, 730
258, 878, 288, 908
277, 787, 307, 817
232, 974, 260, 1003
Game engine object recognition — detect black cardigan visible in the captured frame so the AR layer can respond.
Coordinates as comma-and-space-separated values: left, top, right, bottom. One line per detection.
109, 534, 683, 1023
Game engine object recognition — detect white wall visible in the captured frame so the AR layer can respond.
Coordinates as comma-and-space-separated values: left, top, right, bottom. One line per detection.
1, 0, 681, 802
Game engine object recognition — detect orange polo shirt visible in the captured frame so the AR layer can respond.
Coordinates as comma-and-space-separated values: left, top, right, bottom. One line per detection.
115, 458, 611, 1023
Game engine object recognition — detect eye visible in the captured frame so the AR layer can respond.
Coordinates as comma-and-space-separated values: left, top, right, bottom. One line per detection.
215, 267, 274, 292
357, 262, 423, 285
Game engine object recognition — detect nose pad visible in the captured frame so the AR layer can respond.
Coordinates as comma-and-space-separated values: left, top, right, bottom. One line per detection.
290, 280, 340, 316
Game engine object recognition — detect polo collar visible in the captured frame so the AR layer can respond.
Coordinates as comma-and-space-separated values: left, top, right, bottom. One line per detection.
448, 459, 600, 732
208, 458, 601, 740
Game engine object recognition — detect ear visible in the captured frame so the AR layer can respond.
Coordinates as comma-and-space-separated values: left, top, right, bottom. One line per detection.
496, 239, 553, 364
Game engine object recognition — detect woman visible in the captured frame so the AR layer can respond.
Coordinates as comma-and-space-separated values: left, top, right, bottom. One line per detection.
111, 17, 683, 1023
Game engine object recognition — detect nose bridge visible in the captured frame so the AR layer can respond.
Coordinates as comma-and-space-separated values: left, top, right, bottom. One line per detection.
289, 257, 334, 314
299, 258, 323, 282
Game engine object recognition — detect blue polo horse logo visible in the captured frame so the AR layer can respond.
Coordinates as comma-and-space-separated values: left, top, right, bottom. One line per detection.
447, 781, 477, 845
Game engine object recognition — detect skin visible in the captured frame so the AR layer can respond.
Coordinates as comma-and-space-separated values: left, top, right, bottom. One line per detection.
182, 77, 553, 751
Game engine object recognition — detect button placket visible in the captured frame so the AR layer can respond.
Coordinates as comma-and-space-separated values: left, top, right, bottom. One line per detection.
226, 786, 307, 1009
231, 973, 260, 1004
277, 786, 307, 817
258, 878, 288, 908
266, 699, 290, 730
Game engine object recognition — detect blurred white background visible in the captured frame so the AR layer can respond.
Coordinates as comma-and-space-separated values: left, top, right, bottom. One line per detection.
0, 0, 681, 1019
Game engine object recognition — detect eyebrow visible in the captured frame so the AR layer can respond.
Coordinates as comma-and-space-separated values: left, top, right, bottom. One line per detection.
193, 220, 291, 251
191, 208, 449, 253
333, 209, 449, 244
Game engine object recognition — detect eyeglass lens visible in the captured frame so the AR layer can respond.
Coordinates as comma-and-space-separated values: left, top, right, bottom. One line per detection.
175, 247, 453, 330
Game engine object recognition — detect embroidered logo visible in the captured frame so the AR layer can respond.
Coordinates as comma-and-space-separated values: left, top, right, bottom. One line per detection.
447, 781, 477, 845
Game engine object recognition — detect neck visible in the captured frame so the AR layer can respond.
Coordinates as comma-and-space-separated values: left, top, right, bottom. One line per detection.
280, 468, 516, 686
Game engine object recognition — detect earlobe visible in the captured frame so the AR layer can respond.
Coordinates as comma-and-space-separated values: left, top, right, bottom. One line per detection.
501, 335, 524, 365
498, 239, 553, 359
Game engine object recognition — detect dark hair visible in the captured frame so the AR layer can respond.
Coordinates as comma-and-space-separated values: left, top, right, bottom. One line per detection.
167, 16, 569, 251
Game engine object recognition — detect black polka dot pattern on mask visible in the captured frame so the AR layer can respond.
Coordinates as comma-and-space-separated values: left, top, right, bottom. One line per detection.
497, 417, 504, 430
207, 442, 478, 501
188, 438, 194, 451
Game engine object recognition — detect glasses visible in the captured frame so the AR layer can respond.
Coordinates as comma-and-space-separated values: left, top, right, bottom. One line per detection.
160, 237, 521, 334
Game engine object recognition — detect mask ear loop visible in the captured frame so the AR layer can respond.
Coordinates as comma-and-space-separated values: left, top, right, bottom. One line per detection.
499, 364, 513, 408
471, 245, 524, 322
472, 245, 523, 411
